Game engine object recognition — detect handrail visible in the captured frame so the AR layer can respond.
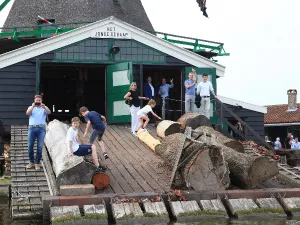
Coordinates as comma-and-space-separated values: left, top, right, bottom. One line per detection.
215, 98, 275, 152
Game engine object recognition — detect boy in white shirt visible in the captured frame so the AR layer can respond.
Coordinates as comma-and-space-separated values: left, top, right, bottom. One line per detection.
66, 117, 106, 171
136, 99, 161, 133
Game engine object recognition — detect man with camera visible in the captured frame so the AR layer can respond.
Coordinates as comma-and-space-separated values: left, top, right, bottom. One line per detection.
25, 95, 51, 170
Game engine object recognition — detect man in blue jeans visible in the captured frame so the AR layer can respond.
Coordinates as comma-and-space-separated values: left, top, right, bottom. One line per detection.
80, 107, 109, 160
25, 95, 51, 170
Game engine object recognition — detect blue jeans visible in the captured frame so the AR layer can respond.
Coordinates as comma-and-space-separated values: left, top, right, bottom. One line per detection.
28, 126, 46, 164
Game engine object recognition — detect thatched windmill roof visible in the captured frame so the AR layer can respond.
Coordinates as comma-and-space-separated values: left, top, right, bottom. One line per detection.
3, 0, 154, 32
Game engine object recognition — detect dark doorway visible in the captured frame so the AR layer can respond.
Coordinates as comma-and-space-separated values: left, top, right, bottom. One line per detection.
40, 63, 106, 122
143, 66, 183, 121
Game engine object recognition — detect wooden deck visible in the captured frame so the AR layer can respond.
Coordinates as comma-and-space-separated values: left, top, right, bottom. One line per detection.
78, 123, 171, 194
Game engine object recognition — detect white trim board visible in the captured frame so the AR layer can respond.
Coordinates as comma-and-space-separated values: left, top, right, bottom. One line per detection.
218, 95, 267, 114
0, 16, 226, 76
264, 122, 300, 127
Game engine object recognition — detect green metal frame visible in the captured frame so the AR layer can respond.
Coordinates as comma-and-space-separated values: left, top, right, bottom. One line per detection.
157, 32, 229, 59
0, 22, 229, 59
0, 0, 11, 12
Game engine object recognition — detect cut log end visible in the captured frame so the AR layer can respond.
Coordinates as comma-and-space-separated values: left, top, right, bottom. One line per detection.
157, 120, 182, 139
92, 172, 110, 190
246, 157, 279, 188
224, 141, 244, 153
177, 113, 212, 129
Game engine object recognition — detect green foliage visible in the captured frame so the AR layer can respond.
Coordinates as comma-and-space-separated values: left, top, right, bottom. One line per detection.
51, 215, 82, 223
0, 177, 11, 184
179, 209, 226, 217
83, 213, 108, 220
234, 207, 285, 215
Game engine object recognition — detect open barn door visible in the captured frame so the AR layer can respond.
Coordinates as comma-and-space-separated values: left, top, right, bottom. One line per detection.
107, 62, 133, 124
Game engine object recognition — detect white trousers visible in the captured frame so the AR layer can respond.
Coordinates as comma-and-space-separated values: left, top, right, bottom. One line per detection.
200, 97, 211, 119
130, 105, 140, 133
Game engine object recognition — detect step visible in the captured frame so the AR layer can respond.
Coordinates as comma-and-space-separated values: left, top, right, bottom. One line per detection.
12, 178, 47, 182
11, 172, 46, 177
11, 187, 50, 193
11, 168, 44, 173
12, 177, 47, 182
11, 183, 48, 188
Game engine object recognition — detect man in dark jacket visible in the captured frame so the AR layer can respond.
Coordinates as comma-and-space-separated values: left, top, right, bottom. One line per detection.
143, 76, 154, 100
143, 76, 155, 122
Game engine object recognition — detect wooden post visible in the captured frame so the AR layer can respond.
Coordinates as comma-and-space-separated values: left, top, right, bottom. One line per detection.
220, 102, 223, 133
162, 97, 166, 120
139, 64, 143, 107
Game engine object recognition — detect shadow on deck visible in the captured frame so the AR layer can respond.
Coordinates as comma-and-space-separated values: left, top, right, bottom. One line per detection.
78, 123, 171, 194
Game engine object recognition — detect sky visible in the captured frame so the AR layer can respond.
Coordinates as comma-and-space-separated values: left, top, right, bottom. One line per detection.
0, 0, 300, 106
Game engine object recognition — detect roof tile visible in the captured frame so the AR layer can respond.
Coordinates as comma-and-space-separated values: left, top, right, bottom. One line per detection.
264, 104, 300, 124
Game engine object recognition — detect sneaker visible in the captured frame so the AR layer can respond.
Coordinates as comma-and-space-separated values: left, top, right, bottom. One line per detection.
98, 165, 107, 172
26, 163, 34, 169
133, 131, 138, 137
142, 128, 148, 132
103, 152, 109, 160
35, 164, 40, 170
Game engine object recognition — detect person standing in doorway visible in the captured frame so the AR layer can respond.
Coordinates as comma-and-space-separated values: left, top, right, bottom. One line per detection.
274, 137, 282, 150
143, 76, 155, 122
124, 82, 149, 136
184, 72, 198, 113
158, 78, 174, 119
25, 94, 51, 170
196, 74, 217, 119
80, 107, 109, 159
284, 133, 292, 149
143, 76, 155, 100
292, 137, 300, 149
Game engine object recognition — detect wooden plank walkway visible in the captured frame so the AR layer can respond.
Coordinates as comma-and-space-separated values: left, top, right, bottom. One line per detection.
10, 125, 50, 220
78, 123, 171, 194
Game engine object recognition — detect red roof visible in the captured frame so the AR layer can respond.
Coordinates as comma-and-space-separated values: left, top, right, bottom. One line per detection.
264, 104, 300, 124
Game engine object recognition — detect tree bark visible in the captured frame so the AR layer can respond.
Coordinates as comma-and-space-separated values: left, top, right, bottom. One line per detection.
194, 126, 244, 153
194, 130, 279, 189
44, 119, 98, 187
154, 133, 230, 191
177, 113, 212, 129
156, 120, 182, 139
137, 129, 161, 152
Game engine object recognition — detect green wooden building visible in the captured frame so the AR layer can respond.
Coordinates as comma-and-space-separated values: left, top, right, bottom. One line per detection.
0, 15, 227, 129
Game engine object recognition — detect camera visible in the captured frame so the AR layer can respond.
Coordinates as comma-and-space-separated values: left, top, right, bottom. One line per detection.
35, 102, 41, 106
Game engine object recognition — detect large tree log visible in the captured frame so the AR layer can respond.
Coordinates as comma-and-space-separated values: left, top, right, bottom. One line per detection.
44, 119, 98, 187
193, 128, 279, 189
154, 133, 230, 191
137, 129, 161, 152
177, 113, 212, 129
194, 126, 244, 153
156, 120, 182, 139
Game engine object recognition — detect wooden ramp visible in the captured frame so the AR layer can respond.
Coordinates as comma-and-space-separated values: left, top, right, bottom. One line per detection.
10, 125, 51, 220
78, 123, 171, 194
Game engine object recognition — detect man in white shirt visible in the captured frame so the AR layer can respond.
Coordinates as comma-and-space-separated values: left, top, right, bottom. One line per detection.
196, 74, 217, 119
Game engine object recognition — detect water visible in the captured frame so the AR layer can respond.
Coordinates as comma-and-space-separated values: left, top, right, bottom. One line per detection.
1, 201, 300, 225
